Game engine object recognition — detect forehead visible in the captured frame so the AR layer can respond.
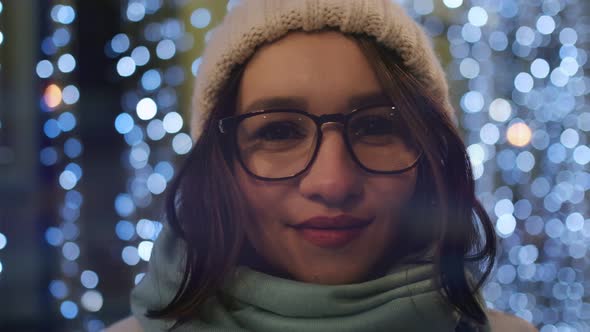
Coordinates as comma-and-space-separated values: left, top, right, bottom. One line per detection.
237, 30, 385, 114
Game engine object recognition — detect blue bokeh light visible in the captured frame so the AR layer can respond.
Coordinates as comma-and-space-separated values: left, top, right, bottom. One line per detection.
62, 242, 80, 261
80, 270, 99, 289
49, 280, 69, 299
134, 273, 146, 285
147, 173, 166, 195
459, 58, 480, 79
57, 53, 76, 73
81, 290, 104, 312
514, 72, 534, 93
536, 15, 556, 35
44, 119, 61, 138
115, 194, 135, 217
192, 57, 202, 76
117, 57, 136, 77
154, 161, 174, 182
52, 28, 71, 47
111, 33, 130, 53
515, 26, 535, 46
172, 133, 192, 155
467, 6, 487, 27
131, 46, 150, 66
115, 113, 135, 134
488, 31, 508, 51
60, 300, 79, 319
40, 147, 59, 166
64, 138, 83, 158
0, 233, 6, 250
156, 39, 176, 60
36, 60, 54, 78
414, 0, 434, 16
530, 58, 550, 78
59, 170, 78, 190
191, 8, 212, 29
45, 227, 65, 247
127, 2, 146, 22
146, 119, 165, 142
141, 69, 162, 91
161, 19, 183, 39
42, 37, 58, 55
122, 246, 140, 266
572, 146, 590, 165
115, 220, 135, 241
62, 85, 80, 105
162, 112, 183, 133
58, 112, 76, 132
56, 5, 76, 24
461, 23, 481, 43
124, 125, 145, 146
559, 28, 577, 46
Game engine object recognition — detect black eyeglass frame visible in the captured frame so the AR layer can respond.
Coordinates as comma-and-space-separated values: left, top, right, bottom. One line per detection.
218, 104, 424, 181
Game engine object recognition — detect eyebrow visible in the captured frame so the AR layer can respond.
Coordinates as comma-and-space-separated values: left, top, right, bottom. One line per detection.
242, 92, 391, 114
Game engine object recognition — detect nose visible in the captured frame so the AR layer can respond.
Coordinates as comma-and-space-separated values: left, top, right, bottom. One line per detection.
298, 124, 363, 207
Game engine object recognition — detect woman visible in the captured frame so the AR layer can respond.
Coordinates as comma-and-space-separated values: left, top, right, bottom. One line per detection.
108, 0, 538, 331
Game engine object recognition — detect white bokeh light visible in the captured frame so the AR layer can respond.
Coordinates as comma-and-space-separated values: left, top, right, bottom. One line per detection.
468, 7, 488, 27
162, 112, 183, 133
136, 98, 157, 121
489, 98, 512, 122
81, 290, 103, 312
172, 133, 192, 155
117, 57, 136, 77
137, 241, 154, 261
57, 54, 76, 73
530, 58, 550, 78
443, 0, 463, 9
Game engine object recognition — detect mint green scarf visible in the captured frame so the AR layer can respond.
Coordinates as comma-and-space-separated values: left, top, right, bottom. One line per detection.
131, 224, 490, 331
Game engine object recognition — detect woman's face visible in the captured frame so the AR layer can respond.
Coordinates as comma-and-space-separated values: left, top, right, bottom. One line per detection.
234, 31, 418, 285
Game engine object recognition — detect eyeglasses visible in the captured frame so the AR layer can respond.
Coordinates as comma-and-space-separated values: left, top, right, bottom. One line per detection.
218, 104, 423, 181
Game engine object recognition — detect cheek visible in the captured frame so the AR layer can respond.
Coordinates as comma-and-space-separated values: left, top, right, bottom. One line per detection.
234, 163, 285, 236
235, 165, 294, 270
370, 170, 418, 210
236, 164, 276, 211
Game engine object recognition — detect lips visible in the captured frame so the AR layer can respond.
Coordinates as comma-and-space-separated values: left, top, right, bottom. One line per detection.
291, 215, 373, 249
293, 215, 373, 230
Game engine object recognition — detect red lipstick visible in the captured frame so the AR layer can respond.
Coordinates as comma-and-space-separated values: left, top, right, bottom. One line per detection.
292, 215, 373, 249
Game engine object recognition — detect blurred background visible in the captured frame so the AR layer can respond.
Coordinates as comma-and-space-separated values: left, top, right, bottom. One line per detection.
0, 0, 588, 331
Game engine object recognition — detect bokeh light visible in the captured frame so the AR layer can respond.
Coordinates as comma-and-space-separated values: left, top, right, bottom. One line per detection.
190, 8, 212, 29
506, 123, 532, 147
44, 84, 63, 109
36, 2, 97, 327
95, 1, 590, 331
0, 233, 7, 250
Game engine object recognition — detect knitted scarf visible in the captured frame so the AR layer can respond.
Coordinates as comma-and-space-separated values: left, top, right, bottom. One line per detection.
131, 224, 491, 332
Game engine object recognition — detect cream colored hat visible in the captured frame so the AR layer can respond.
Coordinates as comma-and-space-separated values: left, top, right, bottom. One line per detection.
190, 0, 454, 140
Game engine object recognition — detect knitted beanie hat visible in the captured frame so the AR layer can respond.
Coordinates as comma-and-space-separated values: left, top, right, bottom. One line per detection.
190, 0, 453, 140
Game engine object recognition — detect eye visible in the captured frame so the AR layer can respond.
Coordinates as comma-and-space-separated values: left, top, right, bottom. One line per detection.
351, 115, 396, 137
253, 121, 307, 141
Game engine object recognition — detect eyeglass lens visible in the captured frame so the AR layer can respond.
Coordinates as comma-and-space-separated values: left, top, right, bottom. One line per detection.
235, 107, 421, 179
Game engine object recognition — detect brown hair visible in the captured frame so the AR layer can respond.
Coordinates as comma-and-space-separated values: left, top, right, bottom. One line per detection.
146, 32, 497, 329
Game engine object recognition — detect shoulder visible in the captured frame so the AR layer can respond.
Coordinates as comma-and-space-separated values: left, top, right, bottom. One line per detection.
104, 316, 143, 332
486, 309, 538, 332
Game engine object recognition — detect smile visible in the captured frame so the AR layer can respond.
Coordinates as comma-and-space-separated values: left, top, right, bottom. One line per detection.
294, 224, 370, 249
